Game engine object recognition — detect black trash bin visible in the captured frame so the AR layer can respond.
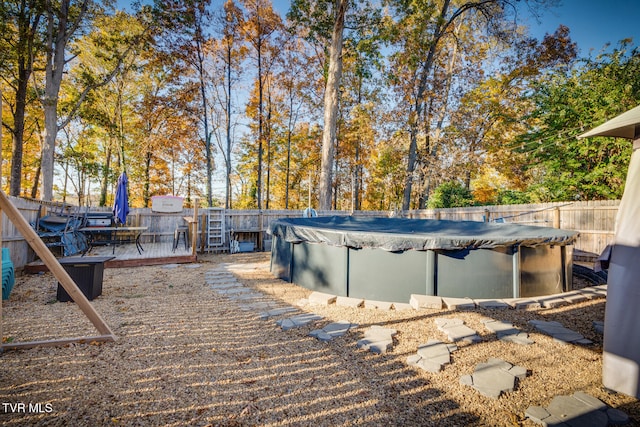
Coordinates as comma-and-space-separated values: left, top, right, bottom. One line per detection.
56, 256, 115, 302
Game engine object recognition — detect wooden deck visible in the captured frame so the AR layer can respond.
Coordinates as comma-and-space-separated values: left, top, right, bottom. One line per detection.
25, 241, 198, 273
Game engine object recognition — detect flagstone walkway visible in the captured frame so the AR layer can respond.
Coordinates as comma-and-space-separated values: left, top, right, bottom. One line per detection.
197, 261, 628, 426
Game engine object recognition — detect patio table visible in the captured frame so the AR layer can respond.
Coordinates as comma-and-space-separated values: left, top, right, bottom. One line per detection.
80, 226, 147, 255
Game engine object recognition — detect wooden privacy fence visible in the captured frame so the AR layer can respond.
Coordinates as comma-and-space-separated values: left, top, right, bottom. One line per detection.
1, 197, 619, 270
404, 200, 619, 258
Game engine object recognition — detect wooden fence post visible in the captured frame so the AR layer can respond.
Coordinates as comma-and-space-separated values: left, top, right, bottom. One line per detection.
191, 198, 198, 256
554, 207, 561, 228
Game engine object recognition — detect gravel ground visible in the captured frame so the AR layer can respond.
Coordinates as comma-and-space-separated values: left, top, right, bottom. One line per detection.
0, 252, 638, 426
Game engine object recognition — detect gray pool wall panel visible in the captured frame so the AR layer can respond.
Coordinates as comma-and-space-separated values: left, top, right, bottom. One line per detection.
348, 248, 428, 302
270, 236, 293, 281
436, 247, 515, 299
291, 242, 348, 296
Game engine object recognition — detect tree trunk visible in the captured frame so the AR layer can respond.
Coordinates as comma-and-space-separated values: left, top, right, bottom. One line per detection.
144, 150, 151, 207
99, 144, 112, 206
41, 0, 85, 201
354, 75, 363, 210
401, 0, 450, 211
196, 35, 213, 208
285, 99, 293, 209
41, 100, 58, 201
257, 36, 264, 210
10, 68, 29, 197
421, 21, 461, 208
225, 43, 233, 209
30, 161, 40, 199
318, 0, 348, 211
265, 82, 272, 209
9, 1, 42, 197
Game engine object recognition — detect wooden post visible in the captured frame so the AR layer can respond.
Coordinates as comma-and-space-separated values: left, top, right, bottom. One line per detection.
199, 212, 206, 253
258, 210, 264, 252
0, 191, 115, 341
191, 197, 198, 256
553, 207, 561, 228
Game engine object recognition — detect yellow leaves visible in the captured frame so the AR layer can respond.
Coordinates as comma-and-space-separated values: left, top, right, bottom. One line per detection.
470, 165, 511, 205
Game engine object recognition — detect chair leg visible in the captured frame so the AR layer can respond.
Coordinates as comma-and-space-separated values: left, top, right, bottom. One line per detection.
172, 230, 178, 252
173, 228, 188, 252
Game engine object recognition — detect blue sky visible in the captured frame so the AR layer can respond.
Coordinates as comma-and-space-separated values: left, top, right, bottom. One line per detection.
119, 0, 639, 54
270, 0, 639, 54
523, 0, 639, 54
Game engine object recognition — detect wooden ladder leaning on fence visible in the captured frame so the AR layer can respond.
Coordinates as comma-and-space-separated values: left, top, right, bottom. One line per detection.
0, 190, 115, 352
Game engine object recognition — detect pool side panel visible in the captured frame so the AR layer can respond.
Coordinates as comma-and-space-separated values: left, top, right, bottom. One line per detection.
270, 235, 293, 282
348, 247, 427, 303
291, 241, 348, 296
519, 245, 566, 297
436, 247, 514, 299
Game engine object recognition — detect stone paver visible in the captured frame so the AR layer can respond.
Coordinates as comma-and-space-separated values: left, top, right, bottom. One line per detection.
217, 286, 253, 294
529, 320, 593, 345
227, 292, 264, 301
363, 300, 393, 310
538, 296, 569, 309
238, 301, 277, 312
209, 281, 241, 289
593, 320, 605, 335
482, 318, 534, 345
407, 339, 457, 373
309, 320, 359, 342
357, 325, 397, 354
259, 306, 299, 320
525, 391, 629, 427
502, 298, 542, 310
476, 299, 510, 310
460, 358, 527, 399
561, 292, 589, 305
308, 291, 337, 306
410, 294, 443, 310
393, 302, 414, 311
581, 286, 607, 299
435, 318, 482, 343
442, 297, 476, 310
276, 313, 323, 331
162, 263, 179, 269
336, 296, 364, 308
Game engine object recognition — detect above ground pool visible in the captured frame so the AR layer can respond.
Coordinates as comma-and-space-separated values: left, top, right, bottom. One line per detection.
268, 216, 579, 303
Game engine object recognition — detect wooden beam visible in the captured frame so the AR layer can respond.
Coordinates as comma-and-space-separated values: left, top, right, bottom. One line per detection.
1, 334, 115, 351
191, 197, 198, 257
0, 191, 114, 339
